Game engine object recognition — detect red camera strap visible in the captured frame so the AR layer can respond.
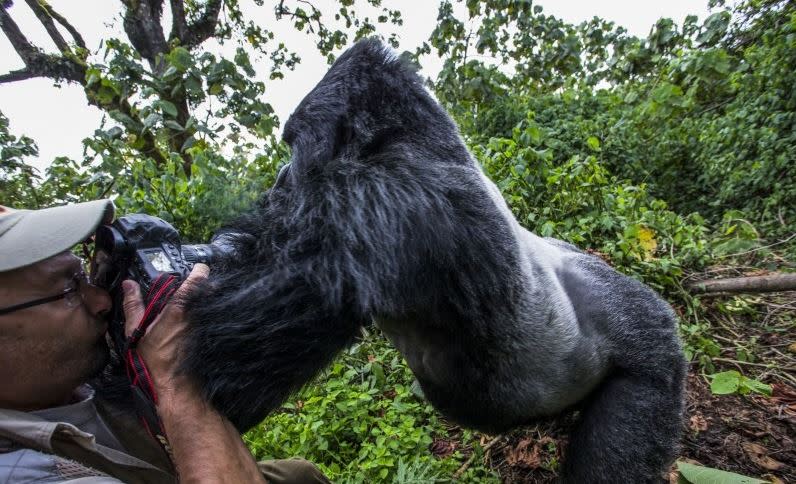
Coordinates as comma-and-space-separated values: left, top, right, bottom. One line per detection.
123, 274, 180, 460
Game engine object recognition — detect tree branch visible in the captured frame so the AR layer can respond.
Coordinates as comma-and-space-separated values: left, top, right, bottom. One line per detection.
168, 0, 187, 43
122, 0, 168, 67
0, 67, 36, 83
688, 273, 796, 295
0, 4, 38, 62
275, 0, 324, 35
2, 2, 169, 169
40, 0, 86, 50
116, 98, 169, 166
179, 0, 221, 48
0, 5, 85, 84
23, 0, 68, 52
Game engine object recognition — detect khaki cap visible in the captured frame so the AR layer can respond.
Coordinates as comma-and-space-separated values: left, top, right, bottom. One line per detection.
0, 200, 115, 272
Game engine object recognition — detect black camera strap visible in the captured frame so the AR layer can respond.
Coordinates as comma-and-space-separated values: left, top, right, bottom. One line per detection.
123, 273, 181, 461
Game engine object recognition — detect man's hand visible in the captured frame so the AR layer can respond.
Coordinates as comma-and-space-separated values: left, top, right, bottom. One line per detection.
120, 263, 267, 483
121, 263, 209, 398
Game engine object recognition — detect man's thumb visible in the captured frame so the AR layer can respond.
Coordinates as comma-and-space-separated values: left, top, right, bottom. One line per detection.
122, 279, 145, 337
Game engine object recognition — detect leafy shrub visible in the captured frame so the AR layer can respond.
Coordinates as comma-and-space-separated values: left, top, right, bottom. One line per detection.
472, 117, 711, 295
244, 330, 498, 483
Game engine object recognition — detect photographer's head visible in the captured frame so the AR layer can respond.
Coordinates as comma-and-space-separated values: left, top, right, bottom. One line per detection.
0, 200, 114, 410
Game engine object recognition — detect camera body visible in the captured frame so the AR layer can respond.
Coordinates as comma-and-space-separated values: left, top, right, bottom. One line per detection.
93, 213, 226, 351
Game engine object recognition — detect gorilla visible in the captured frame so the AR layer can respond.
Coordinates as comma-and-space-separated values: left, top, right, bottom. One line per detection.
183, 38, 686, 483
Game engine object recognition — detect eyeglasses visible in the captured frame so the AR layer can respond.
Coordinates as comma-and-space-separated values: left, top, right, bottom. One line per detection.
0, 271, 93, 316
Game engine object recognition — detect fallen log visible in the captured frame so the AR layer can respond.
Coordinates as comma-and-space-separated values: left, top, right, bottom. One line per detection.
687, 273, 796, 295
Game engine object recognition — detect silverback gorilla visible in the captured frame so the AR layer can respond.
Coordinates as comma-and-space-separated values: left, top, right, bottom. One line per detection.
183, 38, 686, 483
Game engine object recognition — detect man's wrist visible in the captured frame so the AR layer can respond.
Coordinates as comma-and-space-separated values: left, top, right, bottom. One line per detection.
155, 377, 207, 418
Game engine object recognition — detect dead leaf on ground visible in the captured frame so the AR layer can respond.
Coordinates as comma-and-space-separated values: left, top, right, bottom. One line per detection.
669, 458, 702, 484
505, 438, 542, 469
689, 413, 709, 432
430, 439, 456, 458
742, 442, 785, 471
756, 383, 796, 416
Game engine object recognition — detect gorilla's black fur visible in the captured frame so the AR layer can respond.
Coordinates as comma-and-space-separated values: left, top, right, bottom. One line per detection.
184, 38, 686, 483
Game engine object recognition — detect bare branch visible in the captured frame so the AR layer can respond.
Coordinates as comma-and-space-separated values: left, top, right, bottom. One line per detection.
23, 0, 68, 52
0, 67, 37, 83
0, 4, 38, 62
688, 273, 796, 295
25, 0, 69, 52
0, 5, 84, 83
180, 0, 221, 48
40, 0, 86, 50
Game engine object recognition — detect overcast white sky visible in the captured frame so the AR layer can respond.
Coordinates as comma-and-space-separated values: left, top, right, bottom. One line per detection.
0, 1, 710, 172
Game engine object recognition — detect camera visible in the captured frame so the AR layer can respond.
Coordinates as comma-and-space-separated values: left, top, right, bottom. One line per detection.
92, 213, 232, 351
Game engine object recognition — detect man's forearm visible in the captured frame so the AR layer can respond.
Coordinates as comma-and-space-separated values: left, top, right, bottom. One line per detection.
157, 382, 266, 483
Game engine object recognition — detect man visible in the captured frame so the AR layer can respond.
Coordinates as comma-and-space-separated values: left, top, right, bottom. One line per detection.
0, 200, 329, 483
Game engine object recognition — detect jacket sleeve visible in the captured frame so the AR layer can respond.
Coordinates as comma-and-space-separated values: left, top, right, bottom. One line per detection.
0, 448, 124, 483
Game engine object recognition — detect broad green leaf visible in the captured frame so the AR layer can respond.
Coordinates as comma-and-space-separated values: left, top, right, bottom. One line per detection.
167, 47, 193, 72
587, 136, 601, 151
739, 377, 772, 396
677, 461, 767, 484
710, 370, 741, 395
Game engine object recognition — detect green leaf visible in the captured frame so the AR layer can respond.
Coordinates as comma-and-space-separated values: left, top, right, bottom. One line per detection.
85, 68, 101, 87
108, 110, 138, 130
158, 100, 178, 118
180, 136, 196, 152
709, 370, 740, 395
142, 113, 160, 131
167, 47, 193, 72
409, 379, 425, 399
164, 120, 184, 131
739, 377, 772, 396
587, 136, 601, 151
624, 91, 639, 103
677, 461, 767, 484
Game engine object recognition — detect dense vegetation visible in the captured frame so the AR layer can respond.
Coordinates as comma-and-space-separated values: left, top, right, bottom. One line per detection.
1, 0, 793, 482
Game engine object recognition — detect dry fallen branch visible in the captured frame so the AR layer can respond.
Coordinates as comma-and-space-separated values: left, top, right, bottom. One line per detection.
688, 273, 796, 295
453, 435, 502, 479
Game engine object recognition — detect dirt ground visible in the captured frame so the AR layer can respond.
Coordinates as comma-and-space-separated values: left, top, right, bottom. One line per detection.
466, 373, 796, 483
435, 290, 796, 483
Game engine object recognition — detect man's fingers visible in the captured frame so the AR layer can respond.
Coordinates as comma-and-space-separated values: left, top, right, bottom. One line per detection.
175, 263, 210, 299
122, 279, 145, 337
121, 265, 208, 338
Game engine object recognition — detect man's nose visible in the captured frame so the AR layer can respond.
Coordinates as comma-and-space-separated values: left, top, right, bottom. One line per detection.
84, 284, 112, 317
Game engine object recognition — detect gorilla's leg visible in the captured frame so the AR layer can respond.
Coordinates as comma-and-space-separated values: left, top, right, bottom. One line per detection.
563, 365, 685, 483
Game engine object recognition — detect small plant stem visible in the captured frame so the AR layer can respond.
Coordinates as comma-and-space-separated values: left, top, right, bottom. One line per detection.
712, 357, 771, 368
453, 436, 502, 479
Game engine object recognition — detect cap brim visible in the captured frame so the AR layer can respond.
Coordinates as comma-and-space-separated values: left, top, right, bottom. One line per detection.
0, 200, 114, 272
